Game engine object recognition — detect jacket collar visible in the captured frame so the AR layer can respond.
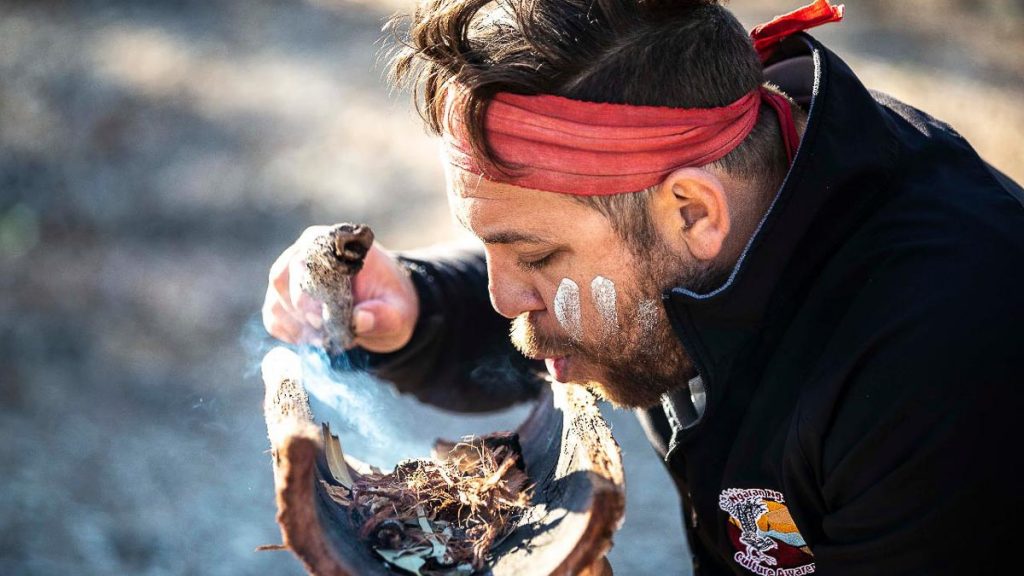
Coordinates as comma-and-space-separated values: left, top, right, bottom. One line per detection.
660, 33, 901, 452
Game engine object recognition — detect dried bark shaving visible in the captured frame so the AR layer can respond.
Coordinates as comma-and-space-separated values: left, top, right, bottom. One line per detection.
323, 432, 532, 575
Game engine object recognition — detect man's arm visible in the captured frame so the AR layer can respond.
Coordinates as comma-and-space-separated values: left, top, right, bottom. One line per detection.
365, 244, 545, 412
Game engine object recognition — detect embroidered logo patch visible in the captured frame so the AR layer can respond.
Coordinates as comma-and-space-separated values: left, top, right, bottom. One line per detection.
719, 488, 815, 575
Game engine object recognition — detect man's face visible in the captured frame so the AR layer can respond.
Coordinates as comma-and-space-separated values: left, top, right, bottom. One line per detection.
446, 166, 699, 408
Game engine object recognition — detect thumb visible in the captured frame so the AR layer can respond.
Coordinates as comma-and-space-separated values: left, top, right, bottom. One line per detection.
352, 299, 407, 340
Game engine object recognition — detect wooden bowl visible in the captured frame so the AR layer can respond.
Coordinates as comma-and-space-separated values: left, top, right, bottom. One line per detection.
261, 347, 624, 576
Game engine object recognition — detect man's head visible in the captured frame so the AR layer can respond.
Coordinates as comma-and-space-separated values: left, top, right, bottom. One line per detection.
389, 0, 797, 407
446, 164, 739, 407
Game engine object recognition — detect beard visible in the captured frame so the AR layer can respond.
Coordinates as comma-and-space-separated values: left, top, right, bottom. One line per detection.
510, 236, 723, 409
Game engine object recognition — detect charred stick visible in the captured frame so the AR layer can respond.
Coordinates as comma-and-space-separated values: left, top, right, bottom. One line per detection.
296, 223, 374, 356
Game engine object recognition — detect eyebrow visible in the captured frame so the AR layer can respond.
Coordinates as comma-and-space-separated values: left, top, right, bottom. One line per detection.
451, 204, 551, 245
480, 230, 551, 245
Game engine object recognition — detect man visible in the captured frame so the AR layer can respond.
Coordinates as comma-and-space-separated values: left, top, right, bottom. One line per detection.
263, 0, 1024, 573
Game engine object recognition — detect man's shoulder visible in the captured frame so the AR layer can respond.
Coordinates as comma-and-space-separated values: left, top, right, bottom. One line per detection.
785, 144, 1024, 480
867, 88, 1024, 215
828, 84, 1024, 286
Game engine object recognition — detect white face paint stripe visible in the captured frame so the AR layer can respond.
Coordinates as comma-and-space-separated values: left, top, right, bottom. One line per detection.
554, 278, 582, 342
590, 276, 618, 336
636, 298, 659, 338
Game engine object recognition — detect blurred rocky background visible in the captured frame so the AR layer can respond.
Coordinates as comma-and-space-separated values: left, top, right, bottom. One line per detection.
1, 1, 1021, 574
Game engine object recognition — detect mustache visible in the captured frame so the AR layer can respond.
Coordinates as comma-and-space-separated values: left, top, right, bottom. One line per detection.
510, 313, 578, 358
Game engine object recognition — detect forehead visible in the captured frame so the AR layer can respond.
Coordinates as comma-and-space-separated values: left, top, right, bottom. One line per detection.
445, 165, 597, 240
446, 164, 553, 206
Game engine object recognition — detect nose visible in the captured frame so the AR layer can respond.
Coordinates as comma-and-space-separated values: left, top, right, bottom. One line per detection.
486, 253, 546, 320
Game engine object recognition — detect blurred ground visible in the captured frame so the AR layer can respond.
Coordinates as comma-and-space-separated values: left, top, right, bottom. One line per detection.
1, 1, 1020, 575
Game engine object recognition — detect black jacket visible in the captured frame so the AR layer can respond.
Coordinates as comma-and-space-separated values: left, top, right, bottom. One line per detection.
368, 34, 1024, 575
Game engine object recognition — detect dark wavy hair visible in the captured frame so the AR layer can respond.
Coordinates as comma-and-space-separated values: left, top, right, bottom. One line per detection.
386, 0, 791, 248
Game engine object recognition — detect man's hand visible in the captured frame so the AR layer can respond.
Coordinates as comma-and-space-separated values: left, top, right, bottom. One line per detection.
262, 226, 419, 354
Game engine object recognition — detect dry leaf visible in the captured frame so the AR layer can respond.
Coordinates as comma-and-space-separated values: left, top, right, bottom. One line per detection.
375, 547, 429, 575
322, 423, 355, 489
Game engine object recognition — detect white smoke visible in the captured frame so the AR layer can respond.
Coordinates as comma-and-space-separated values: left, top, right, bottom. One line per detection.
242, 317, 426, 468
243, 316, 532, 470
294, 346, 426, 467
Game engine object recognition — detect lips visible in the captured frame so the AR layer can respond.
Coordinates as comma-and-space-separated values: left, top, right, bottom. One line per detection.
545, 356, 570, 382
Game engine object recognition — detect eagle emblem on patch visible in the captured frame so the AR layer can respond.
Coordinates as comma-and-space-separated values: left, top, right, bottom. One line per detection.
719, 488, 815, 575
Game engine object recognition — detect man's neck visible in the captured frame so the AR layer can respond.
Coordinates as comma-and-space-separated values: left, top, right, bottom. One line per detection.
714, 104, 809, 276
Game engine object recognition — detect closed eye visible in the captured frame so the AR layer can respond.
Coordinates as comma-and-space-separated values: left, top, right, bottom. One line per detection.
517, 251, 556, 272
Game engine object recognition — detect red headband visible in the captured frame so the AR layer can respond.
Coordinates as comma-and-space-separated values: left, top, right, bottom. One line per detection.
443, 0, 843, 196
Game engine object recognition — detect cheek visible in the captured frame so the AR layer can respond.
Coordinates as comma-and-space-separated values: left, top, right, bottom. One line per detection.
552, 278, 583, 341
484, 250, 549, 318
548, 274, 628, 341
589, 276, 619, 333
579, 251, 642, 332
592, 275, 660, 345
543, 242, 640, 335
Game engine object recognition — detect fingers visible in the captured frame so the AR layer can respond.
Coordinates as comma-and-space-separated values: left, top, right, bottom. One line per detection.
264, 238, 325, 344
345, 243, 420, 353
353, 301, 397, 336
265, 226, 417, 353
263, 290, 325, 345
262, 289, 302, 343
269, 243, 295, 298
353, 308, 375, 334
351, 300, 411, 353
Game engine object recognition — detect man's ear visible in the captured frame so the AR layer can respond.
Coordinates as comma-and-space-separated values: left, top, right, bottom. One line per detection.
651, 167, 731, 261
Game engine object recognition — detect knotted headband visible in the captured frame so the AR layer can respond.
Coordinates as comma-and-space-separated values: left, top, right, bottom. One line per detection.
443, 0, 844, 196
